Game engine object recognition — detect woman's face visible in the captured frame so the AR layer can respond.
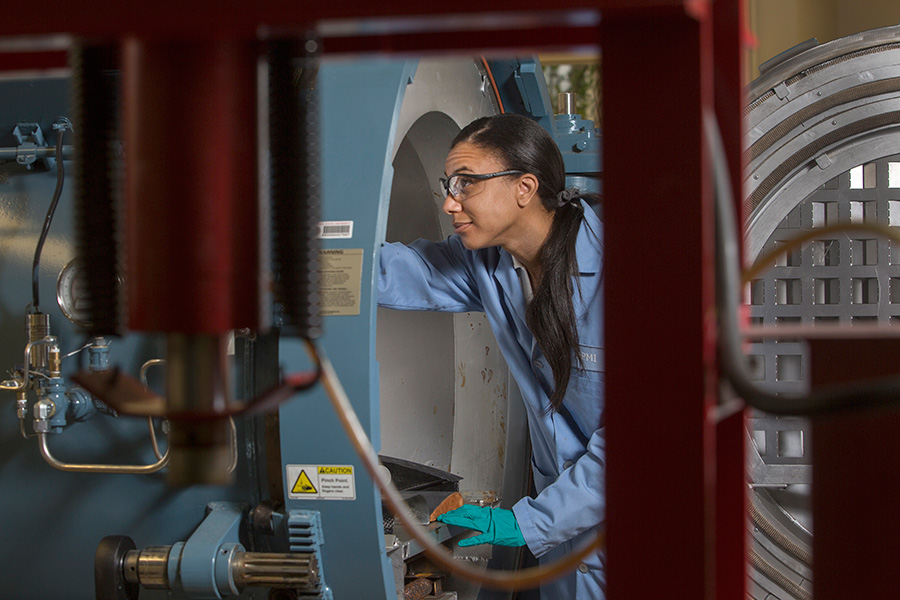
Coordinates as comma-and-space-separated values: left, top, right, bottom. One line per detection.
442, 142, 525, 251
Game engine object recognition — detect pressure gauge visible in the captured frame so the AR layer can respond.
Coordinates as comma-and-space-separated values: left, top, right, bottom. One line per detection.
57, 258, 125, 328
56, 259, 92, 327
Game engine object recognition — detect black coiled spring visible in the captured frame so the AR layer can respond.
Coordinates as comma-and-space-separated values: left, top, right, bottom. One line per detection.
268, 35, 322, 339
71, 42, 121, 337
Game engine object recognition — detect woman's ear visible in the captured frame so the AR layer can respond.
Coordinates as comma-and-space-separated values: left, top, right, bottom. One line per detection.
515, 174, 540, 208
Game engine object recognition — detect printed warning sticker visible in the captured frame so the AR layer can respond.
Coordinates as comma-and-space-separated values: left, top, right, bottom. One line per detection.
318, 249, 363, 317
286, 464, 356, 500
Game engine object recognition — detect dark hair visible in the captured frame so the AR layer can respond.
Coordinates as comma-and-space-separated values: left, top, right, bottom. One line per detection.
452, 113, 589, 412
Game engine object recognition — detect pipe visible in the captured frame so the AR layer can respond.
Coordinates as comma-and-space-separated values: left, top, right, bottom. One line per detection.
0, 145, 74, 161
37, 431, 169, 474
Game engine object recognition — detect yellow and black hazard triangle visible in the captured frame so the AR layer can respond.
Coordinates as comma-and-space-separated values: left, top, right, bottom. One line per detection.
291, 469, 317, 494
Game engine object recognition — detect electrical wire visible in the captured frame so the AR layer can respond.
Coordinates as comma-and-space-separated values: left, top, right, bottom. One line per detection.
30, 121, 69, 313
306, 340, 604, 591
481, 57, 505, 114
743, 221, 900, 285
709, 110, 900, 416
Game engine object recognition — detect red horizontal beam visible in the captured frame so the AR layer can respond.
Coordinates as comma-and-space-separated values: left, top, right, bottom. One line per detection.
0, 26, 599, 74
322, 25, 600, 56
0, 1, 704, 38
0, 50, 67, 73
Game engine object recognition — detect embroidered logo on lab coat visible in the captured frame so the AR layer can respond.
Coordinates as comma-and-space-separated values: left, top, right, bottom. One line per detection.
578, 345, 604, 372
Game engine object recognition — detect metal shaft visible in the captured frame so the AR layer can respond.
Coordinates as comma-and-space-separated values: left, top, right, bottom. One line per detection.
558, 92, 577, 115
165, 333, 233, 486
232, 552, 319, 590
125, 547, 319, 593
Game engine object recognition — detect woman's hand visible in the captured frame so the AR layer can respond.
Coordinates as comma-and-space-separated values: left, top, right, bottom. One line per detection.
437, 505, 526, 547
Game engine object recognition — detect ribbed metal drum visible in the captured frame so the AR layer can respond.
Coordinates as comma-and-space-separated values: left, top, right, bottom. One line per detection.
743, 24, 900, 600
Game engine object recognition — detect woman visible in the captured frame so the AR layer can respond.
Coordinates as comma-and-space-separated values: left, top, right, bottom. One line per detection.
378, 113, 605, 599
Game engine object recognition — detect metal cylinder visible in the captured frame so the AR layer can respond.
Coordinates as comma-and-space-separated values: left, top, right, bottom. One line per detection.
165, 333, 234, 486
123, 38, 259, 334
123, 546, 171, 589
48, 344, 61, 377
232, 552, 319, 591
558, 92, 577, 115
26, 313, 50, 369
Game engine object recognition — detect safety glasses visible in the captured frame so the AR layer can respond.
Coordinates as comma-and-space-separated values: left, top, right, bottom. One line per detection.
439, 170, 525, 200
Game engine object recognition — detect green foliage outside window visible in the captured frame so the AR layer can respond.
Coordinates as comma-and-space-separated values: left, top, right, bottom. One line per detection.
543, 62, 602, 127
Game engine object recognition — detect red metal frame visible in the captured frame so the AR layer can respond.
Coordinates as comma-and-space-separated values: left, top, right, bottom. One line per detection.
712, 2, 747, 599
602, 10, 716, 599
0, 2, 745, 598
808, 338, 900, 600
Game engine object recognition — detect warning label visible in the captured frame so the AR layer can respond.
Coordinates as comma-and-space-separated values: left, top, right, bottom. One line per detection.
286, 464, 356, 501
291, 470, 318, 494
318, 249, 363, 317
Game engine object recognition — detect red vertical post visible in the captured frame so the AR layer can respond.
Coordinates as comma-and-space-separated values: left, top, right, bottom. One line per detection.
602, 3, 716, 599
809, 338, 900, 600
713, 1, 747, 599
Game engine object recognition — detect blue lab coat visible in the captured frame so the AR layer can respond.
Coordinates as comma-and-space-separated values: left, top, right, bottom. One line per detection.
378, 201, 605, 599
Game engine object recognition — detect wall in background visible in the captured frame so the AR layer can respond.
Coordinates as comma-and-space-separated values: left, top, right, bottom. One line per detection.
747, 0, 899, 83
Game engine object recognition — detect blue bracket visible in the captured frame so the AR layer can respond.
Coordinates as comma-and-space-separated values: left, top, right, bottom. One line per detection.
167, 502, 246, 600
11, 122, 53, 170
487, 57, 603, 197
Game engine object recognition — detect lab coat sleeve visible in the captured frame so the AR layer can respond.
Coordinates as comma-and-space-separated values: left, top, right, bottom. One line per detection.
378, 237, 484, 312
512, 427, 605, 558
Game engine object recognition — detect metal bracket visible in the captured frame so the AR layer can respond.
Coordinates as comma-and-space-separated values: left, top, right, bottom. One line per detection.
513, 62, 551, 117
773, 82, 790, 101
12, 122, 50, 170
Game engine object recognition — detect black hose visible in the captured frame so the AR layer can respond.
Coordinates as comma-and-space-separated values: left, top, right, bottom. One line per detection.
268, 35, 322, 339
31, 123, 68, 312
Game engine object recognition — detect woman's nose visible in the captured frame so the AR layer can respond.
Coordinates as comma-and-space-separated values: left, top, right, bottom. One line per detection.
442, 194, 461, 215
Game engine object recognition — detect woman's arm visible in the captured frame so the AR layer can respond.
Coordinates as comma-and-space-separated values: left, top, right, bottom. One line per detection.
378, 236, 484, 312
512, 427, 605, 557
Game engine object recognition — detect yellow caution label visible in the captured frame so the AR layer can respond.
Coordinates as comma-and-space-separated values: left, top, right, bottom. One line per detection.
318, 466, 353, 475
291, 470, 318, 494
286, 464, 355, 500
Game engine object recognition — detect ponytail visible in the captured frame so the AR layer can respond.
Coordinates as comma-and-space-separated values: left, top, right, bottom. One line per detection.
526, 193, 587, 412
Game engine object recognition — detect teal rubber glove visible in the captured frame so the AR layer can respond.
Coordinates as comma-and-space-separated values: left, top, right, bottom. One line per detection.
436, 505, 526, 547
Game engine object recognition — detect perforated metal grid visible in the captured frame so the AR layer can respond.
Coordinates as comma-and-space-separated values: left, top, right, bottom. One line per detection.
747, 155, 900, 481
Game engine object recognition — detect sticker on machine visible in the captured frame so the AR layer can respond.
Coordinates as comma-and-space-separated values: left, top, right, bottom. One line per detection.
286, 464, 356, 500
317, 221, 354, 239
318, 249, 363, 316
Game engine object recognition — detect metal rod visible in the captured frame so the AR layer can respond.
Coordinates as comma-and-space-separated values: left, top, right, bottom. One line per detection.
0, 145, 74, 161
37, 431, 169, 474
